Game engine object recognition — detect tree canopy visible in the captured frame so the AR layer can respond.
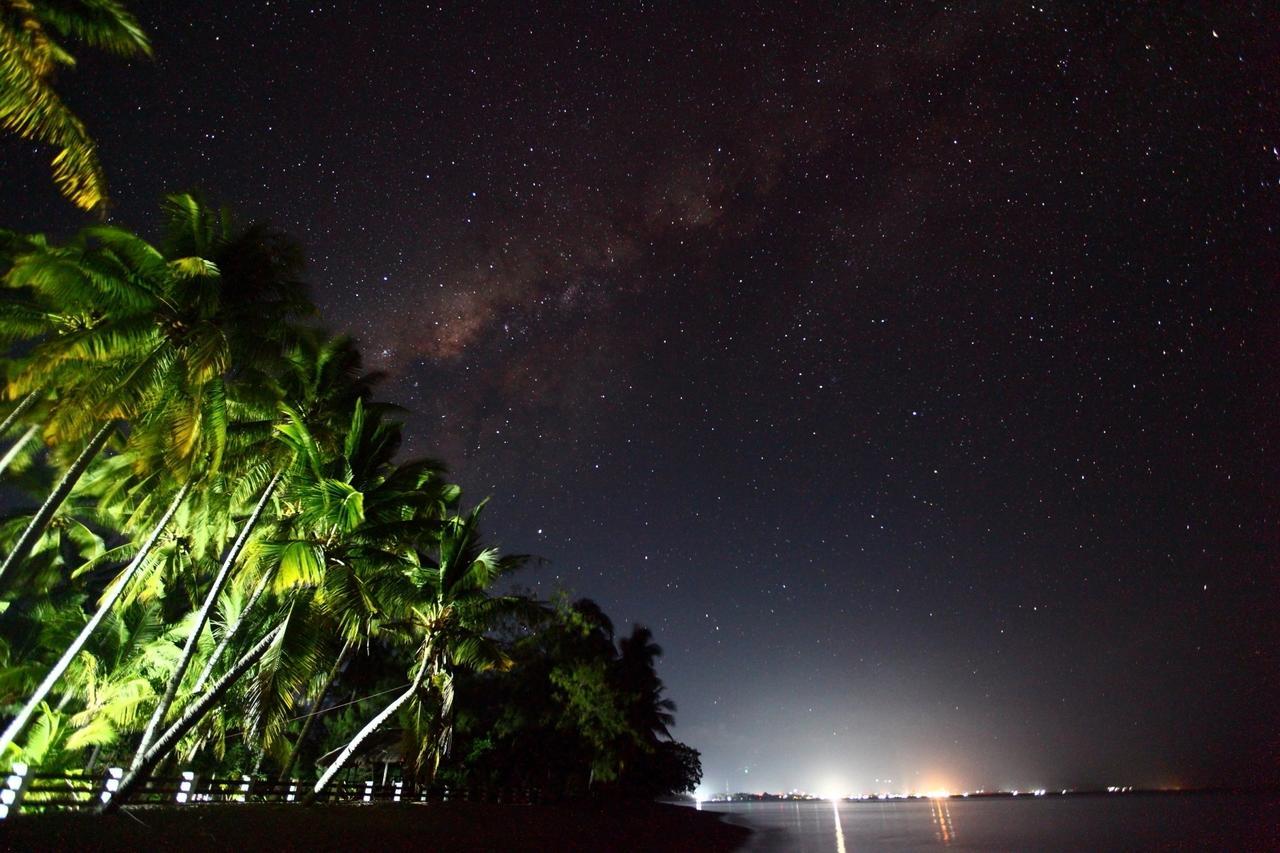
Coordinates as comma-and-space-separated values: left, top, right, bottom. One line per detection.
0, 199, 700, 807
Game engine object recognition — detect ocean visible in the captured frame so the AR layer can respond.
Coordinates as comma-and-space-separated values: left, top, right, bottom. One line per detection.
696, 793, 1278, 851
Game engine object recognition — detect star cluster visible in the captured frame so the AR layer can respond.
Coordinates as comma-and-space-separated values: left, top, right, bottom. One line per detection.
2, 2, 1276, 792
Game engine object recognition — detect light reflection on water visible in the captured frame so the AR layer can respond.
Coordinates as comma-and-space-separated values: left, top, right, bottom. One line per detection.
929, 797, 953, 845
831, 800, 847, 853
698, 793, 1277, 852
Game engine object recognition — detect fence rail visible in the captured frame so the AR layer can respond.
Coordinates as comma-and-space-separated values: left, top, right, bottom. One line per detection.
0, 763, 544, 819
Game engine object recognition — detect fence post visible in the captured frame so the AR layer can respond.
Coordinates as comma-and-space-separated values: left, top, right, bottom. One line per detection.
177, 770, 195, 803
287, 779, 299, 802
98, 766, 124, 806
363, 779, 373, 803
393, 779, 403, 802
0, 762, 29, 819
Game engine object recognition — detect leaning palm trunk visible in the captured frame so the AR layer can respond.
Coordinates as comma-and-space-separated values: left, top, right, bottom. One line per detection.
128, 472, 283, 771
278, 638, 354, 782
0, 389, 42, 438
0, 478, 192, 758
100, 623, 284, 813
0, 424, 37, 477
307, 644, 432, 801
0, 422, 114, 589
190, 568, 272, 693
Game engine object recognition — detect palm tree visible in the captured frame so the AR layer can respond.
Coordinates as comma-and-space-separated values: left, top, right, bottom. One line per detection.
0, 0, 151, 211
176, 379, 394, 723
0, 195, 309, 589
125, 467, 282, 770
0, 197, 309, 756
0, 423, 116, 593
0, 232, 97, 479
0, 531, 117, 711
309, 504, 529, 798
59, 602, 178, 767
274, 635, 353, 782
241, 401, 446, 771
616, 625, 676, 743
0, 423, 37, 478
0, 474, 129, 598
0, 218, 198, 588
187, 333, 381, 694
101, 619, 288, 813
124, 226, 321, 767
105, 404, 449, 802
0, 474, 193, 759
0, 386, 46, 477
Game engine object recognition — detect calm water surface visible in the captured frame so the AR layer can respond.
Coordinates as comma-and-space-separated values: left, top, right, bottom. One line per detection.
698, 794, 1278, 852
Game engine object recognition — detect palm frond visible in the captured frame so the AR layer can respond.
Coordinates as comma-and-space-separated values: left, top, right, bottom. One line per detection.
33, 0, 152, 57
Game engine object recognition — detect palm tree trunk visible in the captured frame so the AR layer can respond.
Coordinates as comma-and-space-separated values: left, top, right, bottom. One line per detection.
0, 424, 37, 477
307, 643, 431, 801
100, 622, 284, 813
250, 749, 267, 778
0, 421, 113, 589
190, 568, 271, 693
0, 388, 41, 437
0, 477, 192, 758
128, 472, 283, 771
277, 638, 354, 782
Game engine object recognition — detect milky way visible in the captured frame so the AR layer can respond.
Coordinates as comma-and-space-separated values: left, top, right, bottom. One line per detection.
2, 2, 1277, 793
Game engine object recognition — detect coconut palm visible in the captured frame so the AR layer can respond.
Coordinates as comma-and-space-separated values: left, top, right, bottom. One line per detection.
58, 602, 178, 765
106, 404, 451, 803
0, 473, 193, 759
0, 422, 116, 594
0, 197, 310, 757
616, 625, 676, 743
0, 332, 251, 759
0, 219, 201, 589
0, 0, 150, 211
0, 423, 38, 478
124, 468, 283, 770
187, 332, 381, 695
125, 250, 325, 766
309, 504, 530, 797
241, 401, 447, 768
0, 194, 309, 589
0, 232, 107, 489
0, 484, 127, 599
133, 397, 431, 784
100, 618, 287, 812
168, 342, 397, 748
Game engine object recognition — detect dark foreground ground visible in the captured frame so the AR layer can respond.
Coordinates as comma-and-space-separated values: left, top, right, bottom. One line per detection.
0, 801, 750, 852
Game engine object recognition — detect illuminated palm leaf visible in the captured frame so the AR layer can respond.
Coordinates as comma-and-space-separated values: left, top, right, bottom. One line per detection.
0, 0, 150, 211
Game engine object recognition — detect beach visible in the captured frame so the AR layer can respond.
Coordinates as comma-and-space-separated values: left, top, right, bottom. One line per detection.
0, 801, 750, 852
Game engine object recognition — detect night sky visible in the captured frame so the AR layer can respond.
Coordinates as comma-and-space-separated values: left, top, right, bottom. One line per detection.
2, 2, 1277, 795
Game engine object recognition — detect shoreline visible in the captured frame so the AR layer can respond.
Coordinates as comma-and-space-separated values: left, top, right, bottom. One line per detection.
0, 800, 752, 852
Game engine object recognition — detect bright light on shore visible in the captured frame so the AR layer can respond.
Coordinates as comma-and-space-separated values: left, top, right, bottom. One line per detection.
815, 774, 851, 801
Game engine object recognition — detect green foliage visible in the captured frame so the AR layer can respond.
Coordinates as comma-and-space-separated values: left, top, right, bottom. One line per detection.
550, 660, 633, 782
0, 199, 695, 805
438, 598, 697, 797
0, 1, 151, 211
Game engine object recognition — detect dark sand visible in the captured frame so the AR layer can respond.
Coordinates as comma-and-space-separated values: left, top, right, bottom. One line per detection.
0, 801, 750, 851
